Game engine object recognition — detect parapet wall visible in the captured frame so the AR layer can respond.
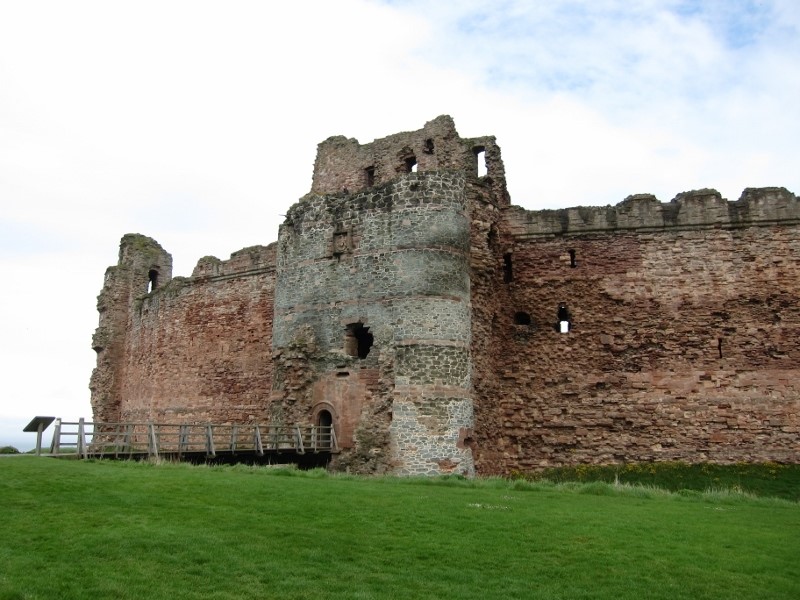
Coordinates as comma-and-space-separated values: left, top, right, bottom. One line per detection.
506, 187, 800, 237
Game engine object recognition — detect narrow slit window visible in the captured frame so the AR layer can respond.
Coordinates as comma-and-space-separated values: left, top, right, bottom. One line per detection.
474, 146, 487, 177
569, 249, 577, 268
487, 224, 498, 248
557, 304, 571, 333
148, 269, 159, 292
365, 166, 375, 187
717, 338, 723, 359
503, 253, 513, 283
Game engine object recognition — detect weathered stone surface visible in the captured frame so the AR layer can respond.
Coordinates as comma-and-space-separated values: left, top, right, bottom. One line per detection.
91, 242, 275, 425
473, 198, 800, 472
91, 116, 800, 476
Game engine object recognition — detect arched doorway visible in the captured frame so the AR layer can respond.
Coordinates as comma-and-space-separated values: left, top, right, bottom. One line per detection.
316, 409, 333, 450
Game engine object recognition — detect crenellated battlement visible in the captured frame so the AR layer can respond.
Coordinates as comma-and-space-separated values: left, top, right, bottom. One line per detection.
505, 187, 798, 238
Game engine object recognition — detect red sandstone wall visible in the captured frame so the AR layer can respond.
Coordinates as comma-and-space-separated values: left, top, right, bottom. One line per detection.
118, 245, 276, 423
475, 222, 800, 472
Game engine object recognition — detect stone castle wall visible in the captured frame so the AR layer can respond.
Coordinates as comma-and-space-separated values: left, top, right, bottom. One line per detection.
474, 187, 800, 472
91, 117, 799, 475
91, 239, 276, 424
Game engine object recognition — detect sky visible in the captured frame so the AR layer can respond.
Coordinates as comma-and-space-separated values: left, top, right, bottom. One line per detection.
1, 0, 798, 450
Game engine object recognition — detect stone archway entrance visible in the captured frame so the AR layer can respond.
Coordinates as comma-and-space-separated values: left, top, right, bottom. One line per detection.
311, 371, 368, 449
316, 409, 334, 450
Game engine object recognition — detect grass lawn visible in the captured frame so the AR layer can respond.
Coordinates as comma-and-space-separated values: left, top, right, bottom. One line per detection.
1, 457, 798, 599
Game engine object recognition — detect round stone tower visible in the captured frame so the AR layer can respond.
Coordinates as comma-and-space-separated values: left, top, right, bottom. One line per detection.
272, 116, 491, 475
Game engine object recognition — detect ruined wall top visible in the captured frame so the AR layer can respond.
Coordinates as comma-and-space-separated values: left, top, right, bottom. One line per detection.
191, 244, 276, 279
110, 233, 173, 294
506, 187, 799, 238
310, 115, 509, 205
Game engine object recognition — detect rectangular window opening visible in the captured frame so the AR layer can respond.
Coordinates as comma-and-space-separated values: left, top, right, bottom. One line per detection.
503, 253, 513, 283
474, 146, 487, 177
345, 323, 374, 359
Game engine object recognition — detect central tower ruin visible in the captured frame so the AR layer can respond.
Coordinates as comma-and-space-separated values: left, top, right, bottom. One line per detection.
269, 115, 507, 475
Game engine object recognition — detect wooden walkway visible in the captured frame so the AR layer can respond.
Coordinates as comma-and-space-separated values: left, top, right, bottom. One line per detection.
37, 418, 337, 460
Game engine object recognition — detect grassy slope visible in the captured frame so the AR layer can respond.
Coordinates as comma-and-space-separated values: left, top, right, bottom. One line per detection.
524, 462, 800, 501
0, 458, 798, 600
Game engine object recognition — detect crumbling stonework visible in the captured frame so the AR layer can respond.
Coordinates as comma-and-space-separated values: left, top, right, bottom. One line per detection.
476, 188, 800, 472
91, 239, 275, 425
91, 116, 800, 475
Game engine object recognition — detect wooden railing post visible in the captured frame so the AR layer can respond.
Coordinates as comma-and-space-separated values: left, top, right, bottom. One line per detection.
148, 423, 158, 458
295, 425, 305, 455
330, 425, 338, 451
77, 418, 88, 459
230, 425, 238, 454
123, 424, 133, 457
254, 424, 264, 456
269, 425, 278, 451
206, 424, 216, 457
178, 424, 188, 456
50, 419, 62, 455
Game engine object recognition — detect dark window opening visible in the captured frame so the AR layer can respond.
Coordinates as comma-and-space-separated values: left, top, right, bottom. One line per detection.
316, 409, 333, 449
473, 146, 487, 177
365, 166, 375, 187
148, 269, 159, 292
423, 138, 435, 154
569, 248, 577, 268
503, 253, 513, 283
487, 224, 498, 248
336, 371, 350, 378
345, 323, 374, 359
317, 409, 333, 428
514, 311, 532, 326
557, 304, 571, 333
405, 156, 417, 173
717, 338, 723, 359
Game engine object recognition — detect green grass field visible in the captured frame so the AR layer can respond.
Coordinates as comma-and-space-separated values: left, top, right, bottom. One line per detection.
1, 457, 798, 600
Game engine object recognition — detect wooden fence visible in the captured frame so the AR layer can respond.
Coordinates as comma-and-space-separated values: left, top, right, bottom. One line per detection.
45, 419, 337, 459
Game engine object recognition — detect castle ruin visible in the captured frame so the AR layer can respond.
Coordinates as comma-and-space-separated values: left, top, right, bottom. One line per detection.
91, 116, 800, 475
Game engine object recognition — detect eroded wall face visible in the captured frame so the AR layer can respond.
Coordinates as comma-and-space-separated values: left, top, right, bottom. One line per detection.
311, 114, 509, 206
274, 172, 474, 475
94, 242, 276, 424
475, 220, 800, 472
91, 234, 173, 423
92, 119, 799, 475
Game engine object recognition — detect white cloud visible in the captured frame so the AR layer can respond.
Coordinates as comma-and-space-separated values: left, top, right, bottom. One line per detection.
1, 0, 797, 446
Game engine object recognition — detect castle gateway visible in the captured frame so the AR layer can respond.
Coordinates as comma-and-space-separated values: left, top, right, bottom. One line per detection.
91, 116, 800, 475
